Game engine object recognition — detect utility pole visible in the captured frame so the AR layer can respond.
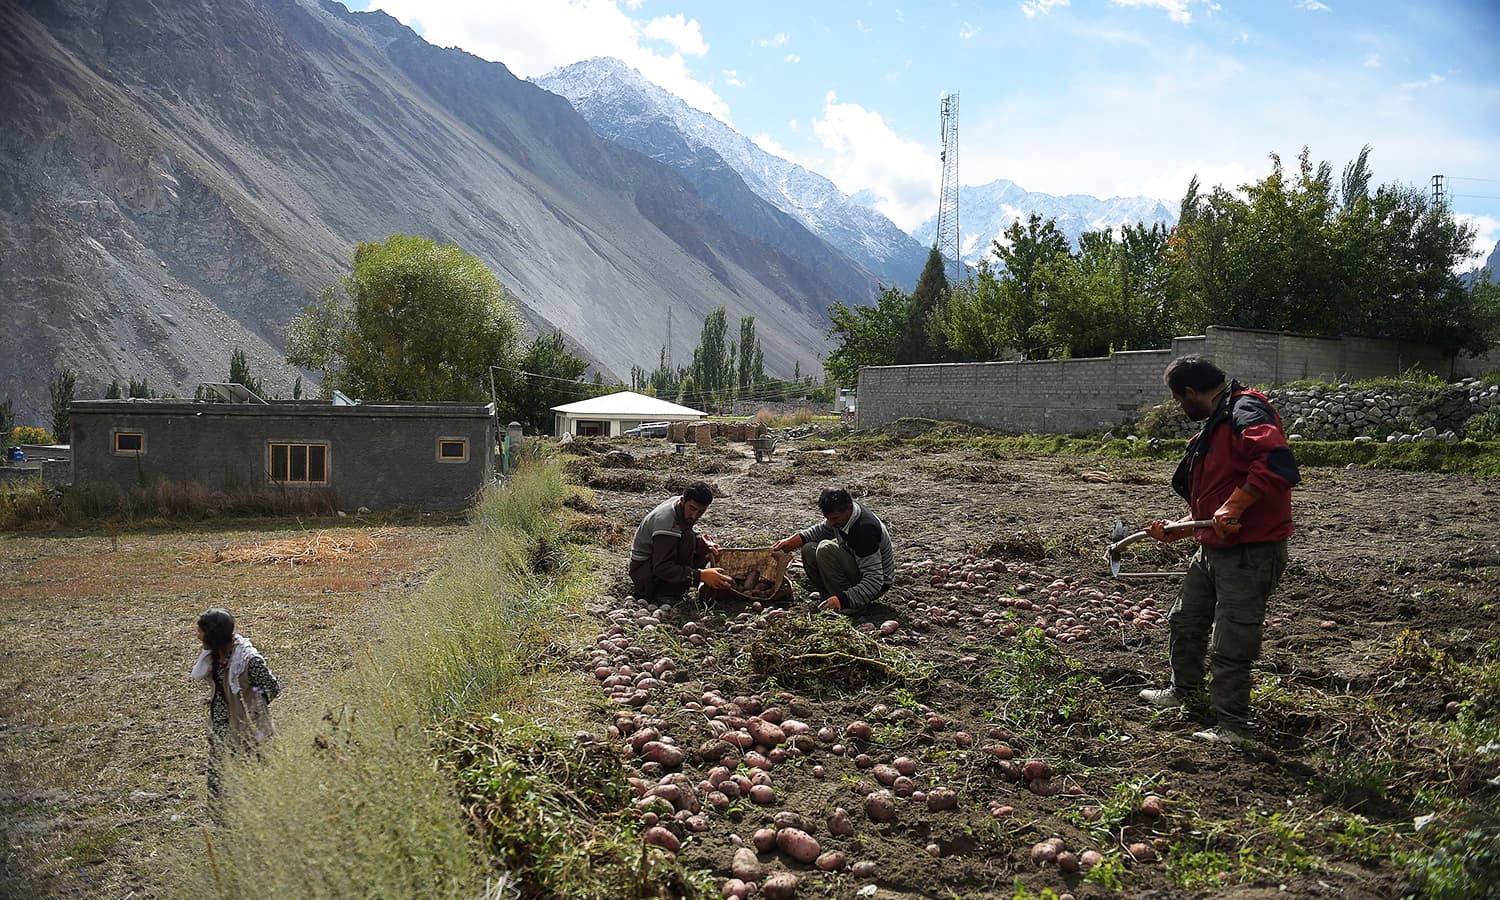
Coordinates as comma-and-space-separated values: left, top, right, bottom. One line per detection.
1431, 174, 1446, 207
936, 92, 961, 283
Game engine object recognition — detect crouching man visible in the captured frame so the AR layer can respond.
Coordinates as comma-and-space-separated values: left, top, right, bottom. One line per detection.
629, 481, 732, 602
771, 488, 894, 612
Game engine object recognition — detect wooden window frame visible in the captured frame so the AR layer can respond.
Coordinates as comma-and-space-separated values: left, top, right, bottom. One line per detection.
112, 430, 146, 456
436, 437, 469, 463
266, 441, 330, 485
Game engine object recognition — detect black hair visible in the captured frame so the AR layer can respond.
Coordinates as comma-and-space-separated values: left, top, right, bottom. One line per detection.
817, 488, 854, 514
682, 482, 714, 505
1163, 356, 1227, 394
198, 607, 235, 650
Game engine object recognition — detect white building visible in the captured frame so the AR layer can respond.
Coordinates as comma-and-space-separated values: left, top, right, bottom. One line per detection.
550, 391, 707, 438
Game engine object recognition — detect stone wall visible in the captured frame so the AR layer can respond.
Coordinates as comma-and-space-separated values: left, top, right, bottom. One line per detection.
1143, 377, 1499, 442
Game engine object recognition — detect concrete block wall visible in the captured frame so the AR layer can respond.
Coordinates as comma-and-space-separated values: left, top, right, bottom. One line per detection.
856, 349, 1173, 434
856, 325, 1500, 435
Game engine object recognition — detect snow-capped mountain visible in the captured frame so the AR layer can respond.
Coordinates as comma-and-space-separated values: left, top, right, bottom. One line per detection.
908, 179, 1178, 267
534, 58, 930, 290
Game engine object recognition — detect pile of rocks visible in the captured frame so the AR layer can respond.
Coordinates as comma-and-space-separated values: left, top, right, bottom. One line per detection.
1139, 377, 1498, 442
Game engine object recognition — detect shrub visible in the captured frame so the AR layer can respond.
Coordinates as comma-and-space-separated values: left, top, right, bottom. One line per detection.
1465, 410, 1500, 442
9, 426, 54, 445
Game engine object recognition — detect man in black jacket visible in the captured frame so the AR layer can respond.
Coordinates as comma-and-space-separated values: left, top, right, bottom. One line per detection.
772, 488, 895, 611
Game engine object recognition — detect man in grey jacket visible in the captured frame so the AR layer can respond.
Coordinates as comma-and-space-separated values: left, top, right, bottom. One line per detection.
628, 481, 732, 602
771, 488, 895, 611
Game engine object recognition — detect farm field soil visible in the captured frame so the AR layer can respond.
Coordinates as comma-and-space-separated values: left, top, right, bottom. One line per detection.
0, 519, 462, 898
568, 438, 1500, 898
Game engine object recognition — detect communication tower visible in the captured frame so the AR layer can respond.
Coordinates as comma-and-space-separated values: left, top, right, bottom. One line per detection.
936, 92, 961, 282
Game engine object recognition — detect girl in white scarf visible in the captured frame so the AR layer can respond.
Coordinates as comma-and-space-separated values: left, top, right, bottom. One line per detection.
192, 607, 280, 816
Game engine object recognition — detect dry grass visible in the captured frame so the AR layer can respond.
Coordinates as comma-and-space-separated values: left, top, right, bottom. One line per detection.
198, 528, 393, 565
0, 521, 457, 897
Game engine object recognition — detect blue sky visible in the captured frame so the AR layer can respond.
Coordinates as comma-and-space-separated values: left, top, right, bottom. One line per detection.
359, 0, 1500, 260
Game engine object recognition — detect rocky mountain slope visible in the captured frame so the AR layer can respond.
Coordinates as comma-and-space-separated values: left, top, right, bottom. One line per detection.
0, 0, 849, 421
536, 57, 929, 290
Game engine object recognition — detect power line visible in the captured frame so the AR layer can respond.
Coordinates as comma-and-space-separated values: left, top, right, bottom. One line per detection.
1451, 193, 1500, 201
1449, 176, 1500, 184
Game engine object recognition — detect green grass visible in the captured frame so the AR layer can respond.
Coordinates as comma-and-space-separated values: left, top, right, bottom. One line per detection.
176, 461, 709, 899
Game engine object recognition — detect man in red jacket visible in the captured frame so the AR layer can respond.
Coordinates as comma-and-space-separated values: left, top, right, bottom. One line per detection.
1139, 356, 1300, 747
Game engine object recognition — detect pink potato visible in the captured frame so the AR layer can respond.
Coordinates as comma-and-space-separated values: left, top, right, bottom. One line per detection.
752, 828, 777, 852
926, 788, 958, 812
815, 850, 847, 871
845, 720, 874, 741
721, 878, 748, 899
644, 826, 680, 852
1030, 837, 1065, 866
776, 827, 822, 864
641, 742, 684, 767
1140, 795, 1165, 817
827, 807, 855, 836
1021, 759, 1052, 781
1080, 849, 1103, 868
731, 847, 762, 882
851, 860, 878, 878
893, 756, 918, 776
761, 872, 798, 900
865, 789, 897, 822
749, 784, 776, 804
1057, 851, 1080, 874
1129, 842, 1156, 862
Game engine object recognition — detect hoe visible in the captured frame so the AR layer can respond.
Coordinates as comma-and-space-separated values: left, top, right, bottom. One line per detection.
1106, 519, 1212, 578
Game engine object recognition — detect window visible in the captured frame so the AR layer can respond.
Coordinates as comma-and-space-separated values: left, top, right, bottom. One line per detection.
268, 442, 328, 484
575, 420, 609, 438
437, 438, 469, 462
113, 431, 145, 455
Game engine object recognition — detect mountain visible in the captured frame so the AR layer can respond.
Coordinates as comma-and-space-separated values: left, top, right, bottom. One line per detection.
535, 58, 930, 290
907, 179, 1178, 267
0, 0, 846, 422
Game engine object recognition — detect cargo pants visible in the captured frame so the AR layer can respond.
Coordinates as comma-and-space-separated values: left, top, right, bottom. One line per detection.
1168, 540, 1288, 730
801, 539, 862, 597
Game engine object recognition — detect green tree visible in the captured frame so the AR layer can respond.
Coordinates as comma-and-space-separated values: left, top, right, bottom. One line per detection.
104, 379, 123, 399
49, 368, 77, 442
992, 213, 1073, 359
737, 316, 758, 392
823, 286, 911, 386
498, 331, 590, 433
127, 377, 153, 399
942, 265, 1009, 361
688, 307, 735, 409
0, 398, 14, 450
286, 234, 520, 401
899, 247, 952, 363
228, 348, 265, 398
292, 376, 303, 400
1169, 146, 1488, 354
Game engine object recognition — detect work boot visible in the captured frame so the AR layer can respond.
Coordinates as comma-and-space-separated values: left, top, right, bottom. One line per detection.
1139, 687, 1186, 709
1191, 725, 1262, 750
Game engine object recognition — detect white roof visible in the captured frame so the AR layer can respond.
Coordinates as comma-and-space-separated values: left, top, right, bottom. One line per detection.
550, 390, 707, 418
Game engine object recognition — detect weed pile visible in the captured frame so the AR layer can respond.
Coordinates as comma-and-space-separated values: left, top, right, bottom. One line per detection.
745, 612, 930, 696
203, 529, 391, 565
438, 714, 708, 899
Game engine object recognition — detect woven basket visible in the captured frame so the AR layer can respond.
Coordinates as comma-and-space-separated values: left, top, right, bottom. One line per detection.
708, 547, 793, 602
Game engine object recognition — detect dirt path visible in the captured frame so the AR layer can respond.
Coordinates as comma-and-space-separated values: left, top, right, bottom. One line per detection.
573, 438, 1500, 898
0, 520, 460, 898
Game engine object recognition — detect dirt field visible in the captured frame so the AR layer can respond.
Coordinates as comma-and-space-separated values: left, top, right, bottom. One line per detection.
0, 519, 462, 898
567, 433, 1500, 898
2, 434, 1496, 899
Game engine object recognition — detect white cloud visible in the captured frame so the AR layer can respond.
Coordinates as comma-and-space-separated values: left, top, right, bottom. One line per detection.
1364, 52, 1381, 68
959, 22, 980, 40
723, 68, 744, 88
642, 14, 709, 57
1109, 0, 1213, 25
855, 18, 872, 34
788, 118, 799, 130
810, 91, 939, 230
1400, 73, 1445, 90
1021, 0, 1069, 18
784, 53, 801, 63
623, 0, 642, 7
1295, 0, 1330, 11
758, 31, 789, 48
365, 1, 731, 121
